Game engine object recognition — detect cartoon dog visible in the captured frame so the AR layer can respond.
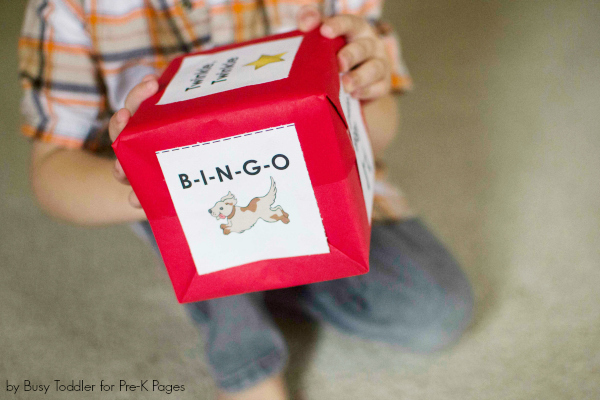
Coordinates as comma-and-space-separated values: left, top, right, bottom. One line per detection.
208, 177, 290, 235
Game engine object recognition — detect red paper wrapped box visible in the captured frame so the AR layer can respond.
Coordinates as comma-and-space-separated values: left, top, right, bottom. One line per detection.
113, 29, 375, 303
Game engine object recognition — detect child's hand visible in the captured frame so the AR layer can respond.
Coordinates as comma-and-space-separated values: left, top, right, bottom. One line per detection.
108, 75, 159, 208
296, 6, 391, 100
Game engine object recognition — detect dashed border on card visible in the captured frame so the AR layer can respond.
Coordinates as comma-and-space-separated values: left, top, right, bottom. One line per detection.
155, 123, 296, 154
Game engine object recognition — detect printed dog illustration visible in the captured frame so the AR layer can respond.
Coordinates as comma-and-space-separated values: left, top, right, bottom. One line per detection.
208, 177, 290, 235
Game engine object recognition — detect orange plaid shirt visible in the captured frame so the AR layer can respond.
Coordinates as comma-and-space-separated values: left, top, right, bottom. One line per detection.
19, 0, 412, 154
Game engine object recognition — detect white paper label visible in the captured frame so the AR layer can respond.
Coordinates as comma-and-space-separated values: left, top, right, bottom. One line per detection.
156, 124, 329, 276
158, 36, 304, 105
338, 78, 375, 222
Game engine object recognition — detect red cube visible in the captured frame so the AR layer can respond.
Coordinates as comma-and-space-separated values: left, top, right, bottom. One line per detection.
113, 29, 375, 303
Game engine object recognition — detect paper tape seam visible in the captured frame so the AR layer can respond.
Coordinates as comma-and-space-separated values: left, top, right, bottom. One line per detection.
156, 123, 296, 154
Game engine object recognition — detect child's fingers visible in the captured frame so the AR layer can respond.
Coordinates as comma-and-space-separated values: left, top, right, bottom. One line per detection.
129, 191, 142, 208
141, 74, 158, 83
108, 108, 130, 142
320, 14, 374, 41
112, 160, 130, 185
342, 58, 388, 93
124, 76, 159, 115
337, 37, 378, 72
114, 160, 139, 208
109, 75, 158, 142
296, 5, 322, 32
111, 74, 157, 208
352, 79, 390, 100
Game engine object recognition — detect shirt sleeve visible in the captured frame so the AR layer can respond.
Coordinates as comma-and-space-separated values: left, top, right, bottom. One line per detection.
18, 0, 110, 151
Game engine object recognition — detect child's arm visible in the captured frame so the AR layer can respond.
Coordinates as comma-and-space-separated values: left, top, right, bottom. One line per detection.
29, 76, 159, 226
29, 141, 146, 225
20, 0, 150, 226
363, 95, 399, 157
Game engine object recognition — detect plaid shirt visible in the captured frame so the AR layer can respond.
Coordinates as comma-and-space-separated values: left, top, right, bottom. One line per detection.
19, 0, 411, 154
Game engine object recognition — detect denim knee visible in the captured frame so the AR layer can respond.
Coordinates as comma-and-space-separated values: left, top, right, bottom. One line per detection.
382, 269, 474, 353
302, 274, 473, 353
301, 219, 474, 352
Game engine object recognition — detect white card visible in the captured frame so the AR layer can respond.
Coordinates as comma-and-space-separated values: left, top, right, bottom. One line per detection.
156, 124, 330, 276
338, 77, 375, 222
158, 36, 304, 105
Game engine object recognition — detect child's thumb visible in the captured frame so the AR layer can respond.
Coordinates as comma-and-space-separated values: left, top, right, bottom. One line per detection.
296, 5, 321, 32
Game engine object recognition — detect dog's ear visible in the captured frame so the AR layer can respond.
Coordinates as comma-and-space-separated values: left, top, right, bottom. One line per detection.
226, 198, 237, 206
220, 191, 235, 202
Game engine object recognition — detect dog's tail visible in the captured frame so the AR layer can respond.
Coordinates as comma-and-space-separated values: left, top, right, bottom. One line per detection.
264, 177, 277, 207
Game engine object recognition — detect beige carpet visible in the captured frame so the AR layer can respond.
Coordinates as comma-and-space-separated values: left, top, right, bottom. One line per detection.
1, 1, 599, 399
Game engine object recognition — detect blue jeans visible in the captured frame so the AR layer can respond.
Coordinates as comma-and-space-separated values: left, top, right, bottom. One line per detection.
137, 218, 473, 392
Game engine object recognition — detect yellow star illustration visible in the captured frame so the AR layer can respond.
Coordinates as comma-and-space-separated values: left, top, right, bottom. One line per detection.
244, 53, 287, 70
